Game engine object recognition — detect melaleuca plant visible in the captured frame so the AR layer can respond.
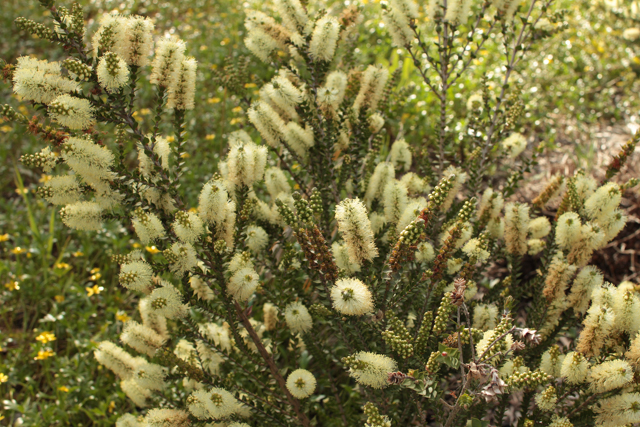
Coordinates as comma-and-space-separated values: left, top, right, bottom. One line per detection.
3, 0, 640, 426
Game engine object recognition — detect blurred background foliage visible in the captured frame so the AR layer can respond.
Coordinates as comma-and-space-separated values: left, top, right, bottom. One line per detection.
0, 0, 639, 425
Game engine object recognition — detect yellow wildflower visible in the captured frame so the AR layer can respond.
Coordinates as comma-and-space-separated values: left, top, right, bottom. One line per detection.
244, 83, 257, 88
34, 349, 55, 360
11, 247, 26, 255
90, 267, 100, 274
36, 331, 56, 344
145, 245, 161, 254
116, 311, 131, 323
54, 295, 65, 303
55, 262, 71, 270
139, 108, 151, 115
86, 285, 102, 296
0, 373, 8, 383
90, 272, 102, 281
180, 152, 190, 158
205, 134, 215, 140
166, 136, 175, 143
207, 97, 221, 104
0, 234, 9, 242
230, 118, 243, 125
58, 386, 69, 392
72, 251, 84, 257
132, 242, 142, 248
108, 401, 116, 413
39, 174, 52, 183
232, 106, 243, 113
5, 281, 20, 291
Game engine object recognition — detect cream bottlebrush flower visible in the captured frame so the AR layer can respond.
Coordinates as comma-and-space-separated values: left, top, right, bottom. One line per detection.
265, 167, 291, 199
245, 225, 269, 254
138, 136, 171, 177
467, 93, 483, 111
60, 201, 103, 231
284, 122, 315, 158
415, 241, 435, 263
462, 238, 490, 263
198, 178, 232, 224
542, 254, 577, 302
353, 64, 389, 115
501, 133, 527, 158
286, 369, 317, 399
487, 218, 504, 239
504, 202, 530, 256
244, 12, 285, 62
188, 387, 239, 420
396, 199, 428, 234
623, 27, 640, 41
528, 216, 551, 239
274, 0, 309, 33
567, 222, 605, 267
390, 0, 419, 18
535, 386, 557, 412
540, 347, 564, 377
389, 138, 412, 171
247, 101, 287, 148
613, 286, 640, 334
94, 341, 140, 379
348, 352, 397, 388
133, 361, 166, 391
589, 359, 633, 393
335, 198, 379, 265
119, 260, 153, 292
439, 221, 472, 249
332, 241, 362, 275
263, 303, 279, 331
172, 211, 204, 244
382, 180, 409, 224
97, 52, 129, 93
148, 282, 188, 319
167, 242, 198, 275
200, 323, 233, 353
477, 187, 504, 221
576, 304, 615, 357
62, 136, 115, 189
116, 16, 154, 66
527, 239, 546, 255
116, 414, 141, 427
567, 266, 604, 316
584, 182, 622, 222
492, 0, 524, 21
228, 267, 260, 302
599, 208, 627, 242
365, 162, 396, 206
626, 334, 640, 369
369, 212, 387, 235
166, 57, 197, 110
473, 304, 498, 331
555, 212, 582, 250
447, 258, 464, 274
48, 95, 95, 130
309, 16, 340, 62
560, 352, 589, 384
594, 392, 640, 427
41, 175, 82, 206
262, 73, 303, 119
548, 416, 573, 427
227, 252, 254, 275
149, 37, 186, 87
189, 276, 214, 301
92, 14, 124, 56
383, 6, 414, 47
13, 57, 78, 104
444, 0, 473, 23
144, 409, 190, 427
400, 172, 429, 196
121, 378, 151, 407
369, 114, 385, 135
318, 71, 347, 110
132, 208, 165, 245
331, 278, 374, 316
227, 137, 268, 187
440, 166, 468, 211
284, 301, 313, 334
140, 298, 169, 340
196, 340, 224, 375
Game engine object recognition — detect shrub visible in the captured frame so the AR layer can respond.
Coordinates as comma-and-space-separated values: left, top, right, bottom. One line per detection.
2, 0, 640, 426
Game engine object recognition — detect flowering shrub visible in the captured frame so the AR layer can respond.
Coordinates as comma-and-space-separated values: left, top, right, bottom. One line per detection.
2, 0, 640, 426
